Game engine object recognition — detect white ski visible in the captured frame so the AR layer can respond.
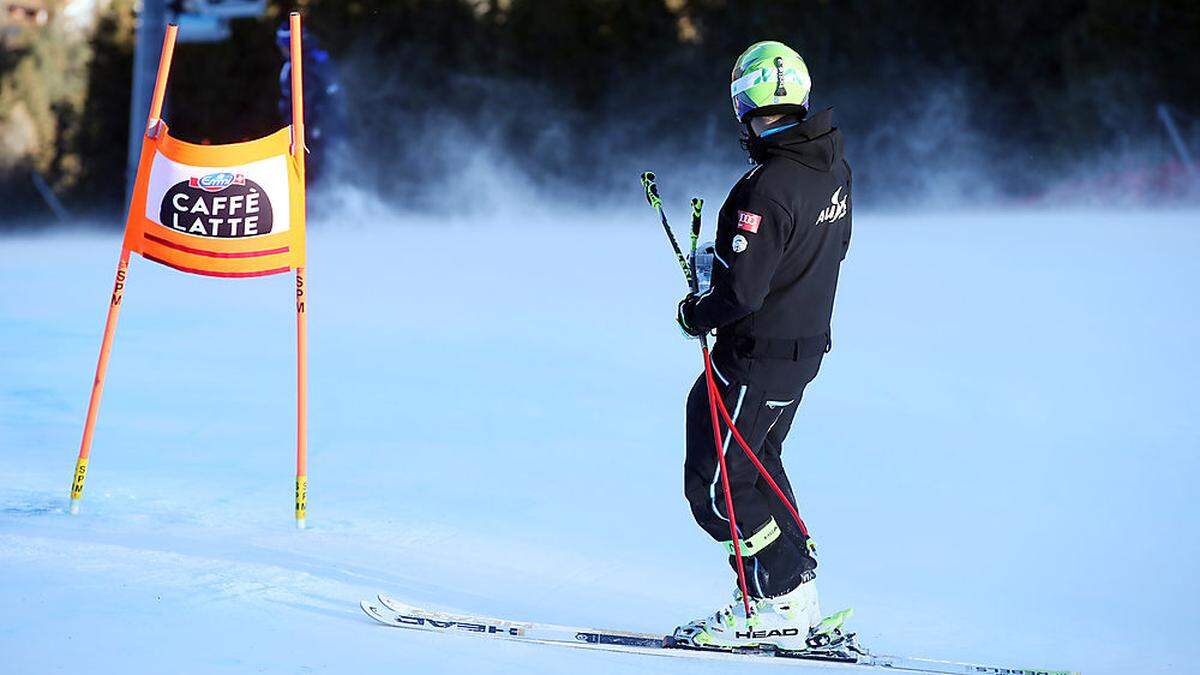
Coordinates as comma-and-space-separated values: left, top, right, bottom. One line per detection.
360, 594, 1078, 675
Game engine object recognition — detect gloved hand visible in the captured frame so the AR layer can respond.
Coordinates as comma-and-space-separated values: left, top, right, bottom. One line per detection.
676, 295, 705, 338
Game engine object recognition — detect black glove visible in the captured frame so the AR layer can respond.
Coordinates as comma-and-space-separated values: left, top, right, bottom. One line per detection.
676, 295, 705, 338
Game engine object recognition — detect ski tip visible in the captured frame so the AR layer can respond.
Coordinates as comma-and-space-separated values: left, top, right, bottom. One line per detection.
360, 599, 386, 622
376, 592, 402, 613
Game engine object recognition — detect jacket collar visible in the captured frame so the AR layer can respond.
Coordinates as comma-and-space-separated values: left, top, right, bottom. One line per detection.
759, 108, 842, 172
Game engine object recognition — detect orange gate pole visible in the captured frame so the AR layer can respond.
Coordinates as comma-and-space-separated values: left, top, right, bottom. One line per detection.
70, 24, 179, 515
69, 250, 130, 514
289, 12, 309, 529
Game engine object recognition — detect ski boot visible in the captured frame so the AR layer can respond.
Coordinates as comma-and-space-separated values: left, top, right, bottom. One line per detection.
670, 577, 822, 652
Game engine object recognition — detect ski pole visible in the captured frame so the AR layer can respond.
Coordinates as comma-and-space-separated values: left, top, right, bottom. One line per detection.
641, 172, 694, 289
702, 345, 753, 616
689, 198, 703, 287
687, 197, 703, 294
641, 171, 752, 618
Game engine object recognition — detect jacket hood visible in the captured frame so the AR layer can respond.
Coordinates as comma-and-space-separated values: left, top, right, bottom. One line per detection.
761, 108, 843, 172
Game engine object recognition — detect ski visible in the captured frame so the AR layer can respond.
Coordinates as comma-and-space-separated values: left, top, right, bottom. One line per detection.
360, 594, 1078, 675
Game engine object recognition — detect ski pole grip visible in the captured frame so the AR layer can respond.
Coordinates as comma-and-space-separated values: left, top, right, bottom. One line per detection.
690, 198, 703, 236
640, 171, 662, 209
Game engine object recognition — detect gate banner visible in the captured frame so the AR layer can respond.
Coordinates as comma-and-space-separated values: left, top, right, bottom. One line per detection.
122, 124, 306, 278
70, 15, 312, 528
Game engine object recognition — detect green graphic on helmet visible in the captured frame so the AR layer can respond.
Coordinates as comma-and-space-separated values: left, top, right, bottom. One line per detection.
730, 41, 811, 123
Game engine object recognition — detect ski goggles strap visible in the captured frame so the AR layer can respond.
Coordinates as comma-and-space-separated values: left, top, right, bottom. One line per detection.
722, 517, 782, 556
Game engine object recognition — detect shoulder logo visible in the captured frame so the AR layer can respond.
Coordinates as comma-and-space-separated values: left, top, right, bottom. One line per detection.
815, 186, 848, 225
731, 234, 749, 253
737, 210, 762, 233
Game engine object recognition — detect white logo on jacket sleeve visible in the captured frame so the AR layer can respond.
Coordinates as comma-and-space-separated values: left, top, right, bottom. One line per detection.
815, 186, 848, 225
732, 234, 749, 253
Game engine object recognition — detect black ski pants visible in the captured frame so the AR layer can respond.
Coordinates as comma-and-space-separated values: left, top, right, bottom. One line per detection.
683, 351, 821, 598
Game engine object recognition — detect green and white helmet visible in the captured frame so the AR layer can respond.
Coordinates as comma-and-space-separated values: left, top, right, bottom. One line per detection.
730, 41, 811, 123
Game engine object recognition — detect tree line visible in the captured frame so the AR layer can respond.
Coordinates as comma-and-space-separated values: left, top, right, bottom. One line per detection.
1, 0, 1196, 224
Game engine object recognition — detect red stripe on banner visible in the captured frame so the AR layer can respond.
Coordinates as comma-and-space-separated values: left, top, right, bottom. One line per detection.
144, 232, 290, 259
143, 253, 290, 278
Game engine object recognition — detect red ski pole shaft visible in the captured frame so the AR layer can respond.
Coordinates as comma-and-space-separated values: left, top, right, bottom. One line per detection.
706, 351, 810, 539
703, 342, 753, 617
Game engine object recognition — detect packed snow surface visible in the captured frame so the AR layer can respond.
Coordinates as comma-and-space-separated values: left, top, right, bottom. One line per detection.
1, 206, 1197, 674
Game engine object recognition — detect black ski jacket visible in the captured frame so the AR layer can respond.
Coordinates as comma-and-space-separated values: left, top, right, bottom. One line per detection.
683, 109, 852, 391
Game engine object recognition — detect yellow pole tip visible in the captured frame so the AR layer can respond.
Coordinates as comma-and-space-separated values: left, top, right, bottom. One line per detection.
69, 499, 80, 515
296, 517, 307, 530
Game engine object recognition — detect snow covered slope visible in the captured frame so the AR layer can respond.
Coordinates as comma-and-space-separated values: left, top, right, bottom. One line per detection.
1, 207, 1197, 674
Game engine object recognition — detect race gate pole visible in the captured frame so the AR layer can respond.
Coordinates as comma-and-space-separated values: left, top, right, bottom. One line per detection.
70, 24, 179, 515
289, 12, 309, 529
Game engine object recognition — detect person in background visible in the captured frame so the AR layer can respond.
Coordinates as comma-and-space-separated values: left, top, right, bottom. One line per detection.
277, 24, 342, 183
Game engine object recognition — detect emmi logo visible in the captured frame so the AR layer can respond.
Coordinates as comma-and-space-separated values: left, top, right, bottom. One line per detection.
735, 627, 802, 639
395, 613, 523, 637
189, 172, 245, 192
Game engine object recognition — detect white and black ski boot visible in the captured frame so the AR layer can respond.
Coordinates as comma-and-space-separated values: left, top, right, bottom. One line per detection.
671, 577, 823, 651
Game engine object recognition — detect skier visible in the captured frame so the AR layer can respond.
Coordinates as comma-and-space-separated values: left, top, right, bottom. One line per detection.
276, 24, 343, 183
672, 41, 852, 650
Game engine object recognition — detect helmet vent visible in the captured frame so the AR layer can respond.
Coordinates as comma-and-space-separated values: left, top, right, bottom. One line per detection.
773, 56, 787, 97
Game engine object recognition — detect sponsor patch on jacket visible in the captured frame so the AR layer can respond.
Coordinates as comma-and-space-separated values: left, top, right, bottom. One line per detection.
815, 187, 848, 225
737, 210, 762, 233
